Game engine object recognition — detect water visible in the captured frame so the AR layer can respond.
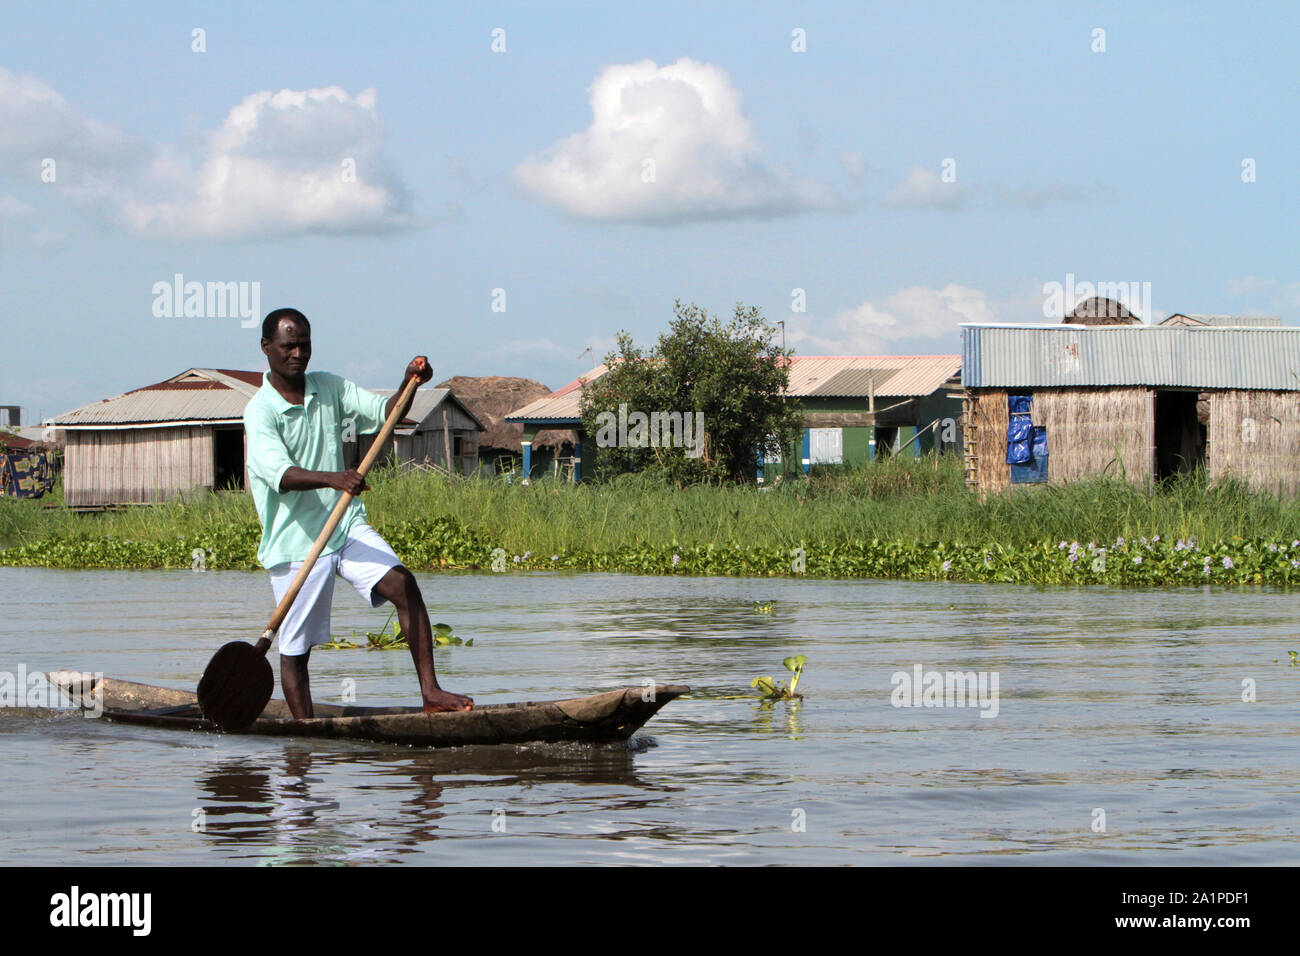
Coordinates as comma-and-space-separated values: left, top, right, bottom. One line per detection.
0, 567, 1297, 864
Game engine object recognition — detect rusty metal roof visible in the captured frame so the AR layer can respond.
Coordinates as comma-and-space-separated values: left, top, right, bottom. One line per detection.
53, 368, 260, 428
506, 356, 961, 422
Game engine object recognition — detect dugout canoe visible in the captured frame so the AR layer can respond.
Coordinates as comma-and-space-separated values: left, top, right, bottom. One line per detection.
47, 672, 689, 748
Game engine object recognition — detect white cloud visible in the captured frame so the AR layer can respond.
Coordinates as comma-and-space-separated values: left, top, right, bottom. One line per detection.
881, 166, 968, 209
0, 67, 411, 240
793, 284, 993, 353
839, 151, 868, 179
1226, 276, 1277, 296
513, 58, 839, 224
0, 67, 143, 168
994, 183, 1082, 208
879, 164, 1079, 211
0, 195, 34, 219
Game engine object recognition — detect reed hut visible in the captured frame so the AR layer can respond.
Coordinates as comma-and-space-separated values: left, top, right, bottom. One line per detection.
961, 322, 1300, 495
1063, 296, 1142, 326
52, 368, 261, 508
433, 376, 562, 475
346, 387, 484, 476
54, 368, 487, 506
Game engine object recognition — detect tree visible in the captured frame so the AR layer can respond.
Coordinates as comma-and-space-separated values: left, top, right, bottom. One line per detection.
580, 301, 802, 483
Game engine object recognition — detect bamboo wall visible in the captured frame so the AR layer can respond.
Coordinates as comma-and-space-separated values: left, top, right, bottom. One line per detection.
1208, 391, 1300, 495
65, 426, 214, 506
965, 388, 1153, 493
351, 428, 480, 475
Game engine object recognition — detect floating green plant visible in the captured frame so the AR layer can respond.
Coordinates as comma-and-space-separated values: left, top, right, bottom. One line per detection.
752, 600, 775, 614
321, 612, 474, 651
747, 654, 807, 701
366, 619, 408, 650
320, 635, 360, 650
433, 622, 473, 647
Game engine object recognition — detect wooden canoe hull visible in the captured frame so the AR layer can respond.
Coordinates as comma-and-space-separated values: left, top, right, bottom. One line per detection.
47, 673, 689, 748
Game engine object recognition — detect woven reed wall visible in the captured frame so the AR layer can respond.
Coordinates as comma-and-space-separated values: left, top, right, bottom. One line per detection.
64, 426, 214, 506
1208, 390, 1300, 495
966, 387, 1153, 493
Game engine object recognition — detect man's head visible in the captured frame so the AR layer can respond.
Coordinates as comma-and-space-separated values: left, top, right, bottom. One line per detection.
261, 308, 312, 380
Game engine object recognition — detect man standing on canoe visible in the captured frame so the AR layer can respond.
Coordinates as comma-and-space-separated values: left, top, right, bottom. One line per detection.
243, 307, 473, 718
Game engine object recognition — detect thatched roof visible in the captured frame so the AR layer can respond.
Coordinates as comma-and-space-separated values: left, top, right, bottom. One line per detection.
532, 428, 577, 453
1065, 297, 1142, 326
436, 376, 554, 454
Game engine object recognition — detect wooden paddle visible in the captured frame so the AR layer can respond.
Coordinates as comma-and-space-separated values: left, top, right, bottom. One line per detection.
197, 361, 426, 730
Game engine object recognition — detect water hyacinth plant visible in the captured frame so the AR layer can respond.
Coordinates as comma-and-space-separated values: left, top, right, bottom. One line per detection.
749, 655, 807, 702
320, 611, 473, 650
11, 461, 1300, 588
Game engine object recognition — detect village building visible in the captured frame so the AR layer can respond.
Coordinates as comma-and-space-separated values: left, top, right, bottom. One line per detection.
505, 356, 963, 481
960, 316, 1300, 495
351, 385, 483, 476
433, 376, 570, 478
52, 368, 483, 507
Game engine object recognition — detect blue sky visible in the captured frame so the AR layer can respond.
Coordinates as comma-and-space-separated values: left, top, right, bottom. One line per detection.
1, 1, 1295, 420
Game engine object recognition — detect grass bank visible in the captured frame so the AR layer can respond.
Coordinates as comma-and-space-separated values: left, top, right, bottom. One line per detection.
5, 456, 1300, 586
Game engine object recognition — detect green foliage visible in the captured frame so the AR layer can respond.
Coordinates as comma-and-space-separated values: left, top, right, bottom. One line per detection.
12, 457, 1300, 588
432, 622, 473, 646
322, 613, 474, 651
366, 618, 408, 650
784, 655, 807, 695
579, 300, 802, 484
749, 655, 808, 701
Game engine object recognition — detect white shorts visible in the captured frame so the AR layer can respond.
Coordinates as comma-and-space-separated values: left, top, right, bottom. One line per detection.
267, 522, 403, 657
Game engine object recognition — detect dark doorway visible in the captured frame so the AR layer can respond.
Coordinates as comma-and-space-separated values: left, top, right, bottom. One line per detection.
874, 426, 898, 459
214, 428, 245, 490
1154, 391, 1205, 481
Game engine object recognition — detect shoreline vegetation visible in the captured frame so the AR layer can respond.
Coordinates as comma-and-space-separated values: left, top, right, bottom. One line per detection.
5, 456, 1300, 587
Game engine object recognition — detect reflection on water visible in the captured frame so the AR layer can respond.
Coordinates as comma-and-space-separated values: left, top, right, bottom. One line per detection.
191, 742, 653, 864
0, 567, 1297, 864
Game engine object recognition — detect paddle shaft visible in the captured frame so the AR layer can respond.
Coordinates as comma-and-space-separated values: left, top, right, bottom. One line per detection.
255, 366, 424, 652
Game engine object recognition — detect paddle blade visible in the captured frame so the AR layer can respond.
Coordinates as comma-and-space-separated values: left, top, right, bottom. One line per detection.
198, 641, 274, 731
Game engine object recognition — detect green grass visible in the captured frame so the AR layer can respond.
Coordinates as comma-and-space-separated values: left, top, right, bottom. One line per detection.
360, 455, 1300, 553
5, 456, 1300, 586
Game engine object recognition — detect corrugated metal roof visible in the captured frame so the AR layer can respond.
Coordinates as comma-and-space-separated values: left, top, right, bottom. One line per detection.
54, 368, 257, 427
365, 387, 485, 432
1160, 313, 1283, 328
786, 355, 960, 397
962, 324, 1300, 390
53, 368, 481, 430
506, 356, 961, 422
506, 366, 608, 422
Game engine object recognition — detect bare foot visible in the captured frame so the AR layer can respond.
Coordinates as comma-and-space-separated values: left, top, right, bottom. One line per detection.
423, 689, 473, 713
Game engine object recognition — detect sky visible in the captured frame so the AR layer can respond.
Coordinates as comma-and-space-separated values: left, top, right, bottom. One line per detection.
1, 1, 1296, 421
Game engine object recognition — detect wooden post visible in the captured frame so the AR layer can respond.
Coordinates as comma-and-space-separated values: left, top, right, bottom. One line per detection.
868, 377, 876, 462
442, 408, 452, 473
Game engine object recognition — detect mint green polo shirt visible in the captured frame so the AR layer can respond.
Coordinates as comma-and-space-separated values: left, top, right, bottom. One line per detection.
243, 371, 390, 569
